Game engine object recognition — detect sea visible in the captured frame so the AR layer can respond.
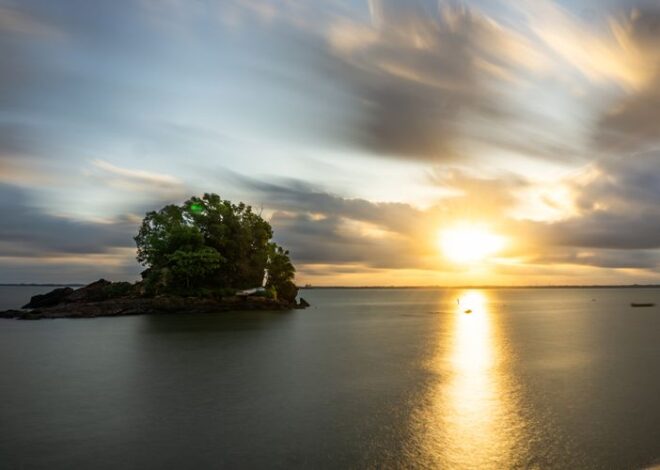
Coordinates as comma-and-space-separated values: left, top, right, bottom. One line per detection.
1, 286, 659, 469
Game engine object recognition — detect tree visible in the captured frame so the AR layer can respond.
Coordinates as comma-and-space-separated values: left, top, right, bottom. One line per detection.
134, 193, 295, 296
167, 247, 223, 289
266, 244, 295, 289
265, 243, 297, 302
183, 194, 273, 288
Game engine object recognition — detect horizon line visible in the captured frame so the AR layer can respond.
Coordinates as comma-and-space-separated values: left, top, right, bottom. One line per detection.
299, 284, 660, 289
2, 283, 660, 289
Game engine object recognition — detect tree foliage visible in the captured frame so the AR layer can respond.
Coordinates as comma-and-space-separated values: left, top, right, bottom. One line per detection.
265, 243, 297, 302
266, 244, 295, 289
134, 193, 295, 296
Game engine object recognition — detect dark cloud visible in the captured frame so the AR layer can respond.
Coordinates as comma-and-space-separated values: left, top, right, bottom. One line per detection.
0, 4, 55, 109
539, 150, 660, 251
594, 8, 660, 152
531, 248, 660, 270
237, 158, 660, 273
0, 253, 140, 284
238, 171, 519, 271
324, 0, 552, 161
235, 175, 437, 269
596, 84, 660, 152
240, 176, 423, 236
2, 0, 660, 283
0, 183, 136, 256
270, 210, 453, 272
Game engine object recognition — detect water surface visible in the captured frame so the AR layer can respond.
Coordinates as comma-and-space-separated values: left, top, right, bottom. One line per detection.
1, 286, 659, 468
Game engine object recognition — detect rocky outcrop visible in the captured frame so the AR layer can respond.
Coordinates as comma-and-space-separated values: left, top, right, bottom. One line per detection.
1, 295, 298, 319
2, 279, 309, 320
297, 297, 310, 308
65, 279, 112, 302
22, 287, 74, 309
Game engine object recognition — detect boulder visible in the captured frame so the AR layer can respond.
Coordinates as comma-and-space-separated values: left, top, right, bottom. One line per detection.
298, 297, 310, 309
22, 287, 74, 309
66, 279, 112, 303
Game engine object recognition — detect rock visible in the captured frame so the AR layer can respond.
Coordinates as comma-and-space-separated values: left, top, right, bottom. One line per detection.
66, 279, 112, 303
2, 289, 297, 320
22, 287, 74, 309
0, 309, 24, 319
297, 297, 310, 309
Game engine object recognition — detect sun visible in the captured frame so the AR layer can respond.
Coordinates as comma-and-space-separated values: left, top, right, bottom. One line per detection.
439, 224, 506, 264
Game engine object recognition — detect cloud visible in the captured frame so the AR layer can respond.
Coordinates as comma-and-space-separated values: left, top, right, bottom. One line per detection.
0, 183, 136, 257
529, 248, 660, 270
0, 4, 62, 37
0, 249, 140, 284
590, 7, 660, 152
596, 84, 660, 152
427, 168, 529, 218
539, 150, 660, 251
523, 1, 653, 90
237, 175, 424, 236
3, 0, 660, 284
322, 1, 561, 161
234, 156, 660, 276
91, 159, 183, 189
236, 171, 529, 273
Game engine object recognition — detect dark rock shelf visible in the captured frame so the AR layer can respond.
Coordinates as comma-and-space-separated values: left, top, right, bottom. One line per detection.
1, 280, 309, 320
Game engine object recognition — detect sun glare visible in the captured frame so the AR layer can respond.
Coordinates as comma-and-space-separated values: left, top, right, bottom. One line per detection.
439, 224, 506, 264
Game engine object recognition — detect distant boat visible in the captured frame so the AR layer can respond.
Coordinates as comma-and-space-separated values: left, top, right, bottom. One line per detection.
630, 302, 655, 307
464, 309, 472, 314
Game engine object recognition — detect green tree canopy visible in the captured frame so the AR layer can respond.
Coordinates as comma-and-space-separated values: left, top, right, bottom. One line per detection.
135, 193, 295, 296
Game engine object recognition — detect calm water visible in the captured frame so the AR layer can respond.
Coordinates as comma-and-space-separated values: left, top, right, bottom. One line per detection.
1, 286, 659, 469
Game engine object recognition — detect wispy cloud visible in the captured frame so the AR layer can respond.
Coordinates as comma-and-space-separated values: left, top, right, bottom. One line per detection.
324, 1, 551, 161
522, 1, 656, 91
0, 4, 62, 37
91, 159, 183, 189
89, 160, 184, 196
2, 0, 660, 284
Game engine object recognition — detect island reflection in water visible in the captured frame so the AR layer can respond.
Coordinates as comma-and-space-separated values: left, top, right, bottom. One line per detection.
410, 290, 527, 468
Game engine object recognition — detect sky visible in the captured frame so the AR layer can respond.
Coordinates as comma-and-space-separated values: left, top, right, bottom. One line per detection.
1, 0, 660, 285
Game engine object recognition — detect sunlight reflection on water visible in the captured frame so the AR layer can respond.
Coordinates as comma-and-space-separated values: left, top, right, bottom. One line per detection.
410, 290, 528, 468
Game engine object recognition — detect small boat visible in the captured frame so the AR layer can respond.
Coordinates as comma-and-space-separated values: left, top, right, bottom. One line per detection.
630, 302, 655, 307
464, 309, 472, 314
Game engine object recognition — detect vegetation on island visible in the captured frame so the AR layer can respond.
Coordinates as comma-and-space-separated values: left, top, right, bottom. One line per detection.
135, 193, 297, 301
1, 193, 306, 319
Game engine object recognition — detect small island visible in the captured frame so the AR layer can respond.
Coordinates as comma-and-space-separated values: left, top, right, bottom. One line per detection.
1, 193, 309, 320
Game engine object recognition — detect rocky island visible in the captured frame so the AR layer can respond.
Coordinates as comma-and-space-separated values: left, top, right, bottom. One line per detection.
1, 193, 310, 320
0, 279, 309, 320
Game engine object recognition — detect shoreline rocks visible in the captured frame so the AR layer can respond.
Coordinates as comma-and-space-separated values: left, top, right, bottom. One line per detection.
22, 287, 74, 309
1, 280, 310, 320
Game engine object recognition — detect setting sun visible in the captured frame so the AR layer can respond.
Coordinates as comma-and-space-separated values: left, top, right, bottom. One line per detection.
439, 224, 506, 264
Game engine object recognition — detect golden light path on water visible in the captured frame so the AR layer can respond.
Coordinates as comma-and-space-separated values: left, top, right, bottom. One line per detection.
409, 290, 528, 468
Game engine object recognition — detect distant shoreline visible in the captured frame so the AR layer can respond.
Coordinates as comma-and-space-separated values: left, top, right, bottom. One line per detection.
0, 284, 85, 287
3, 283, 660, 289
299, 284, 660, 289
